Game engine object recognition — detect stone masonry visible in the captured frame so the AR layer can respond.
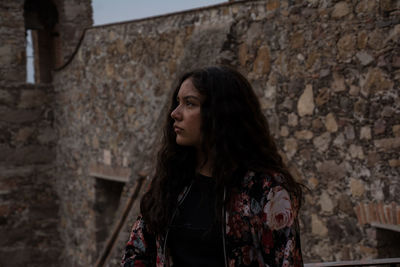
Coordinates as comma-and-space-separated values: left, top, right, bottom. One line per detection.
0, 0, 92, 266
0, 83, 61, 266
52, 0, 400, 265
1, 0, 399, 266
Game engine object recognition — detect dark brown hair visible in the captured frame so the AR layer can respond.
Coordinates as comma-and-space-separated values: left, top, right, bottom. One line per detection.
141, 66, 302, 234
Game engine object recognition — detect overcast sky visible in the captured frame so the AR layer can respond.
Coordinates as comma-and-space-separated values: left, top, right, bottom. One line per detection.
92, 0, 226, 25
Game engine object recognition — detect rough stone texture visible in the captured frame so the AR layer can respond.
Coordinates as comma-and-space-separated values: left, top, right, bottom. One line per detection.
1, 0, 399, 265
0, 1, 26, 82
297, 84, 315, 117
52, 0, 93, 66
0, 83, 61, 267
0, 0, 92, 83
54, 0, 400, 264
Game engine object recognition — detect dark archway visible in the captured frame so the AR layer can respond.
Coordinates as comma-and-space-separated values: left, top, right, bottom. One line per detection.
24, 0, 60, 83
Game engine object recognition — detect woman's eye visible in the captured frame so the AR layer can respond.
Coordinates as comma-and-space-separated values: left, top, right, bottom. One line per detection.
186, 101, 194, 107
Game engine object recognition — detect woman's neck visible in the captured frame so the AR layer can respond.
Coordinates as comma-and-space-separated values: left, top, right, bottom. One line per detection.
196, 150, 213, 177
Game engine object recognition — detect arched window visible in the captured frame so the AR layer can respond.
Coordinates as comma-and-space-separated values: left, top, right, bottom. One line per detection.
24, 0, 60, 83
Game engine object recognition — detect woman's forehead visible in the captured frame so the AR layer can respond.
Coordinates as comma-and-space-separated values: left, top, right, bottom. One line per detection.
177, 79, 201, 98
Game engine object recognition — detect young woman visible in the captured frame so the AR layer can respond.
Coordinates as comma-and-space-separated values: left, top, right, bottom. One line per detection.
122, 66, 303, 267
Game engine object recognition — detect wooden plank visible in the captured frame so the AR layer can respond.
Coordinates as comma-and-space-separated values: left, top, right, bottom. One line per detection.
95, 175, 145, 267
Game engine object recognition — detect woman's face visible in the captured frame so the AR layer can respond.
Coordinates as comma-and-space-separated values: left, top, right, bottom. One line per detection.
170, 78, 204, 149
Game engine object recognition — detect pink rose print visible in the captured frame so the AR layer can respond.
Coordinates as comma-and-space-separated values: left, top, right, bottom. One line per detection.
282, 259, 290, 267
263, 187, 294, 230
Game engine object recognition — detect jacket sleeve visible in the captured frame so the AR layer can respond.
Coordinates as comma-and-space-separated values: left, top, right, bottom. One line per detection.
121, 215, 156, 267
258, 184, 303, 267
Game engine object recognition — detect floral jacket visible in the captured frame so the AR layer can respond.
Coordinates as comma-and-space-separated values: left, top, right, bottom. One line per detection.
122, 171, 303, 267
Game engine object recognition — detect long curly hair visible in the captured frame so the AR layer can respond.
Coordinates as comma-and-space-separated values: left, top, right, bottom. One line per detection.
141, 66, 302, 234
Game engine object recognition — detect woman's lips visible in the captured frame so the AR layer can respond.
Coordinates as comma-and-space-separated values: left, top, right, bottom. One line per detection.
174, 126, 183, 133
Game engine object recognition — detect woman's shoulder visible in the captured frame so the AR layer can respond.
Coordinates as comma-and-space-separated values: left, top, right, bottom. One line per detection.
241, 169, 287, 190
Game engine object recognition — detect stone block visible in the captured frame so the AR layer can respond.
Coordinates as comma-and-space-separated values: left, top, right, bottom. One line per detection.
280, 126, 289, 137
37, 127, 57, 144
356, 0, 376, 14
6, 146, 55, 165
284, 138, 297, 159
252, 45, 271, 76
356, 51, 374, 66
374, 137, 400, 151
295, 130, 313, 140
373, 120, 386, 135
287, 112, 298, 126
266, 0, 280, 11
319, 192, 334, 214
324, 113, 338, 133
388, 159, 400, 167
0, 45, 14, 65
338, 194, 353, 215
103, 150, 112, 165
350, 178, 365, 197
18, 90, 47, 108
311, 118, 323, 131
367, 151, 380, 167
392, 125, 400, 137
349, 85, 360, 96
313, 132, 331, 152
0, 107, 41, 123
357, 31, 368, 49
0, 90, 16, 106
331, 2, 351, 19
337, 34, 355, 59
14, 127, 35, 143
308, 176, 319, 190
344, 125, 355, 140
349, 144, 364, 159
290, 31, 304, 50
360, 126, 371, 140
238, 43, 248, 66
331, 72, 346, 92
361, 68, 394, 95
317, 160, 347, 180
297, 84, 314, 117
311, 214, 328, 236
380, 0, 398, 12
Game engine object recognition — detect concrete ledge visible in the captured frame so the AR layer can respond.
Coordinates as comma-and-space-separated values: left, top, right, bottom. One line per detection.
371, 222, 400, 233
88, 162, 130, 183
305, 257, 400, 267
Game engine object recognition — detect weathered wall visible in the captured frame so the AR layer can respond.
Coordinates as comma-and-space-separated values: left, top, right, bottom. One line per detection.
53, 0, 93, 66
0, 1, 26, 83
50, 0, 399, 265
0, 0, 93, 266
0, 0, 92, 84
0, 83, 61, 266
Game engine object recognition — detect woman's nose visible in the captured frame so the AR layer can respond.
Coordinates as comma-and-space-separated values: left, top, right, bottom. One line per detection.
171, 106, 181, 120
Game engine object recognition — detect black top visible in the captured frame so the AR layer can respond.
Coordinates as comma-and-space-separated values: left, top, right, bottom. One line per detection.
167, 173, 224, 267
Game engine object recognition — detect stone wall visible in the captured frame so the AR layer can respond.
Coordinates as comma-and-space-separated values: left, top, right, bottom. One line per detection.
0, 1, 26, 83
0, 83, 61, 266
0, 0, 92, 84
52, 0, 93, 66
52, 0, 400, 265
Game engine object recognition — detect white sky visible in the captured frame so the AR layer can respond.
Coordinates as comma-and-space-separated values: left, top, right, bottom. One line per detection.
92, 0, 227, 25
27, 0, 227, 82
